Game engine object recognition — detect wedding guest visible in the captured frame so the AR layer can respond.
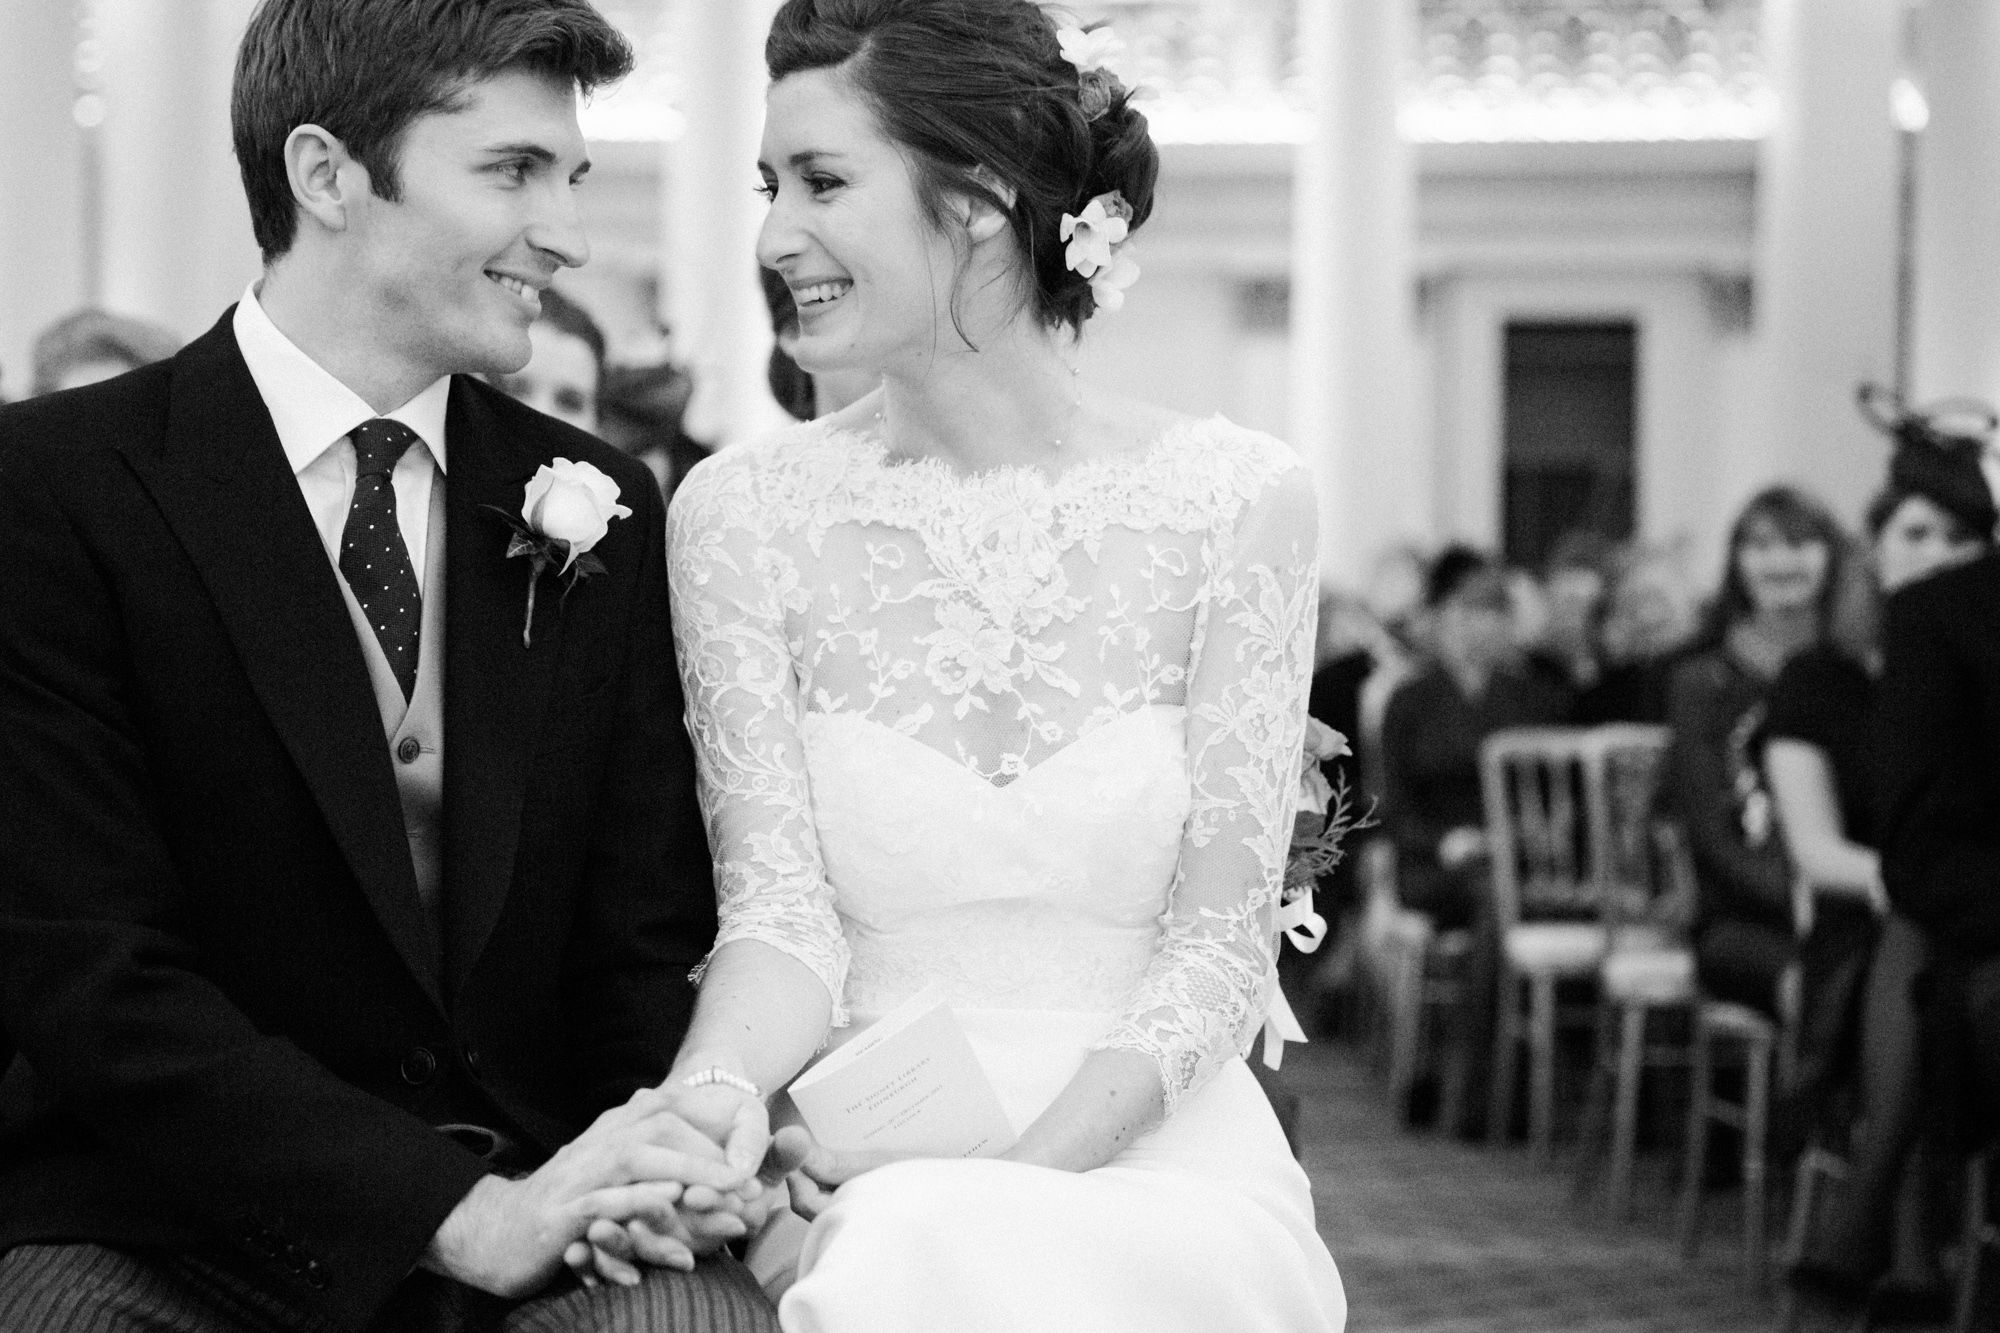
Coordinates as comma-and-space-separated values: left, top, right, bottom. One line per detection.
1529, 530, 1616, 696
600, 360, 706, 498
1780, 428, 1997, 1322
1353, 542, 1429, 801
1661, 486, 1847, 1020
1572, 544, 1697, 725
489, 286, 605, 433
1383, 547, 1571, 933
1379, 547, 1570, 1133
29, 307, 181, 396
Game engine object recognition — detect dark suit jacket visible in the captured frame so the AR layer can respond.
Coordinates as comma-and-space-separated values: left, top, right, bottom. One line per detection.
0, 312, 716, 1330
1875, 550, 2000, 961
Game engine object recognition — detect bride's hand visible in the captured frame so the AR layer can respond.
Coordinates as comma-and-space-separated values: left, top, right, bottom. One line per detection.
664, 1080, 772, 1176
775, 1124, 908, 1222
561, 1081, 779, 1287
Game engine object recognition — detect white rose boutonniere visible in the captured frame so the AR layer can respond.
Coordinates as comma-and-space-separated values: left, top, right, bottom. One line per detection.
484, 458, 633, 646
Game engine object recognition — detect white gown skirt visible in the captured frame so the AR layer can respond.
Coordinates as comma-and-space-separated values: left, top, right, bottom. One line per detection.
774, 1009, 1347, 1333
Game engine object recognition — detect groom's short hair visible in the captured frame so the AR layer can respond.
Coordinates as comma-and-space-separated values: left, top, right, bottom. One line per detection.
232, 0, 632, 262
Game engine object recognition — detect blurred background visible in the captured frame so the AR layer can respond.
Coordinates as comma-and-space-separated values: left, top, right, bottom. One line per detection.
6, 0, 1996, 591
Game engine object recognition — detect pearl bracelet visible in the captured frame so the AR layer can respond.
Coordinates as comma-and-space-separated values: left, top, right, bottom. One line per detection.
681, 1066, 762, 1098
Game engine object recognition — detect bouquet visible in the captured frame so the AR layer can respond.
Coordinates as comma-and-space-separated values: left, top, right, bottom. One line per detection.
1259, 718, 1373, 1069
1285, 718, 1370, 906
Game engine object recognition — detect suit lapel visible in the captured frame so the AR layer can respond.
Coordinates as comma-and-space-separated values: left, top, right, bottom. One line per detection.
129, 315, 446, 1010
440, 380, 563, 997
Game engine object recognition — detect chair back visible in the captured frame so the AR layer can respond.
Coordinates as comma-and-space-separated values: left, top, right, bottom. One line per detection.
1593, 724, 1674, 945
1480, 724, 1672, 934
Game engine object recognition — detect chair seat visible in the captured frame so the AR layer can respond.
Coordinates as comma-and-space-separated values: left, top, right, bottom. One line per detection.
1502, 921, 1609, 974
1697, 999, 1778, 1041
1601, 945, 1696, 1004
1381, 907, 1435, 949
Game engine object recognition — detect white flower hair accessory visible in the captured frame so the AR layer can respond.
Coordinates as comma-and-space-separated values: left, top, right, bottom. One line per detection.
1059, 190, 1141, 312
1056, 25, 1124, 76
1057, 24, 1128, 121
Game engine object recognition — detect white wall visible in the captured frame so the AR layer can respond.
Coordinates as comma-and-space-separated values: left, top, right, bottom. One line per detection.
0, 1, 89, 397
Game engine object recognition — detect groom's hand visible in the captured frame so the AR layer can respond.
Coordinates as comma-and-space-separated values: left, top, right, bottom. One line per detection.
561, 1080, 779, 1287
422, 1087, 751, 1298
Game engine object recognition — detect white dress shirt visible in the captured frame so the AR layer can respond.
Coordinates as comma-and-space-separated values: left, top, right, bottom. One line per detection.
232, 285, 449, 583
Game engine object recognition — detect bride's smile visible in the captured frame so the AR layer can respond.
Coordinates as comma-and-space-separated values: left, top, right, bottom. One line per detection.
755, 68, 972, 382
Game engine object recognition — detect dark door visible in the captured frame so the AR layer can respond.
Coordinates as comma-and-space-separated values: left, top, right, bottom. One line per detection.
1501, 321, 1637, 569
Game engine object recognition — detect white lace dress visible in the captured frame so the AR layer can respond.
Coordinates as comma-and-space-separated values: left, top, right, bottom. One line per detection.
667, 414, 1346, 1333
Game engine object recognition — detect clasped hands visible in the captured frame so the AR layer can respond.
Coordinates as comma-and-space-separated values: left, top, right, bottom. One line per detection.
442, 1080, 887, 1294
563, 1085, 904, 1289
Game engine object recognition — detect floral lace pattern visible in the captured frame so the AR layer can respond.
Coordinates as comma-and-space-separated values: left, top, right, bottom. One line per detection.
666, 416, 1318, 1112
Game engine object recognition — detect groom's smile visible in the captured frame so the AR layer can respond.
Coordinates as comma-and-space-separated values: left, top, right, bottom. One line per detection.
347, 66, 591, 390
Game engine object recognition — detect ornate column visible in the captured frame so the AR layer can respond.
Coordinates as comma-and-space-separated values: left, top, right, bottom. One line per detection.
660, 0, 785, 449
1909, 0, 2000, 410
1751, 0, 1901, 518
93, 0, 261, 344
0, 0, 90, 396
1287, 0, 1418, 582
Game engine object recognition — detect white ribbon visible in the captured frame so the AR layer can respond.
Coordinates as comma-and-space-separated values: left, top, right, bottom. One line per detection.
1277, 887, 1327, 954
1259, 883, 1328, 1070
1261, 979, 1308, 1070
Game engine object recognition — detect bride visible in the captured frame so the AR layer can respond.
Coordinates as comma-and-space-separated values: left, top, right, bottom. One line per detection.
633, 1, 1346, 1327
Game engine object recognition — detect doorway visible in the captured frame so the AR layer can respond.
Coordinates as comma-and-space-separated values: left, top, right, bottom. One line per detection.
1501, 321, 1638, 569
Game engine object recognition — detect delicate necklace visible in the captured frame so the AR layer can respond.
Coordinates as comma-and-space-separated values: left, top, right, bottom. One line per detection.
875, 363, 1083, 459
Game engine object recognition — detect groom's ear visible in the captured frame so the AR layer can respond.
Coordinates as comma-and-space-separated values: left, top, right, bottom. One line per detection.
284, 123, 363, 237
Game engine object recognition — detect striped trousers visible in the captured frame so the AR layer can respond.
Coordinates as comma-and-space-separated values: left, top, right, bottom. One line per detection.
0, 1242, 779, 1333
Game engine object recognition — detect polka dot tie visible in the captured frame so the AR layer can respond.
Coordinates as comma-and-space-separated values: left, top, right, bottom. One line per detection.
339, 419, 422, 701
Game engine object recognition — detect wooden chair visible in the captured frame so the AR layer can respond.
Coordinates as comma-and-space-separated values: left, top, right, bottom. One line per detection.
1952, 1144, 1997, 1333
1679, 866, 1811, 1287
1483, 725, 1661, 1158
1358, 837, 1475, 1125
1676, 998, 1778, 1284
1572, 800, 1702, 1222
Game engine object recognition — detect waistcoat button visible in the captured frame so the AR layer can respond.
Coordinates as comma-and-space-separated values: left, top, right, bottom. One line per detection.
400, 1047, 437, 1085
397, 736, 422, 765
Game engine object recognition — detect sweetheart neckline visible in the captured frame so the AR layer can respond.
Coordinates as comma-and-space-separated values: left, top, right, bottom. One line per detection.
803, 704, 1185, 795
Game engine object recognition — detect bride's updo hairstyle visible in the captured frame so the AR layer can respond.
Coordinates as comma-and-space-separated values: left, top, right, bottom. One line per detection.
766, 0, 1159, 331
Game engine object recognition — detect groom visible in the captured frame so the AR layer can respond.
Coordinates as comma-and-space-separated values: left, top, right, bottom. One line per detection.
0, 1, 778, 1329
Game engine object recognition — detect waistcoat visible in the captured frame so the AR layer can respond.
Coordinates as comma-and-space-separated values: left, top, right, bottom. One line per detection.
332, 480, 447, 951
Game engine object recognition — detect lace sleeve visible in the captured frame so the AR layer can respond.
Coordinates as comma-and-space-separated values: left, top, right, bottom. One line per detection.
1094, 456, 1319, 1112
666, 455, 850, 1024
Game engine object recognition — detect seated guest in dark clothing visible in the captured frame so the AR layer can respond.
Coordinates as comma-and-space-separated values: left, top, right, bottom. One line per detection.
1527, 530, 1616, 698
1786, 412, 2000, 1320
1764, 542, 1883, 1120
1380, 548, 1570, 1132
1662, 485, 1848, 1019
1381, 548, 1573, 931
1573, 545, 1697, 725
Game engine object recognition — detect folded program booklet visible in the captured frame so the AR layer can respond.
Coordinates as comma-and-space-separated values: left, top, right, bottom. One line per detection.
787, 986, 1018, 1158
